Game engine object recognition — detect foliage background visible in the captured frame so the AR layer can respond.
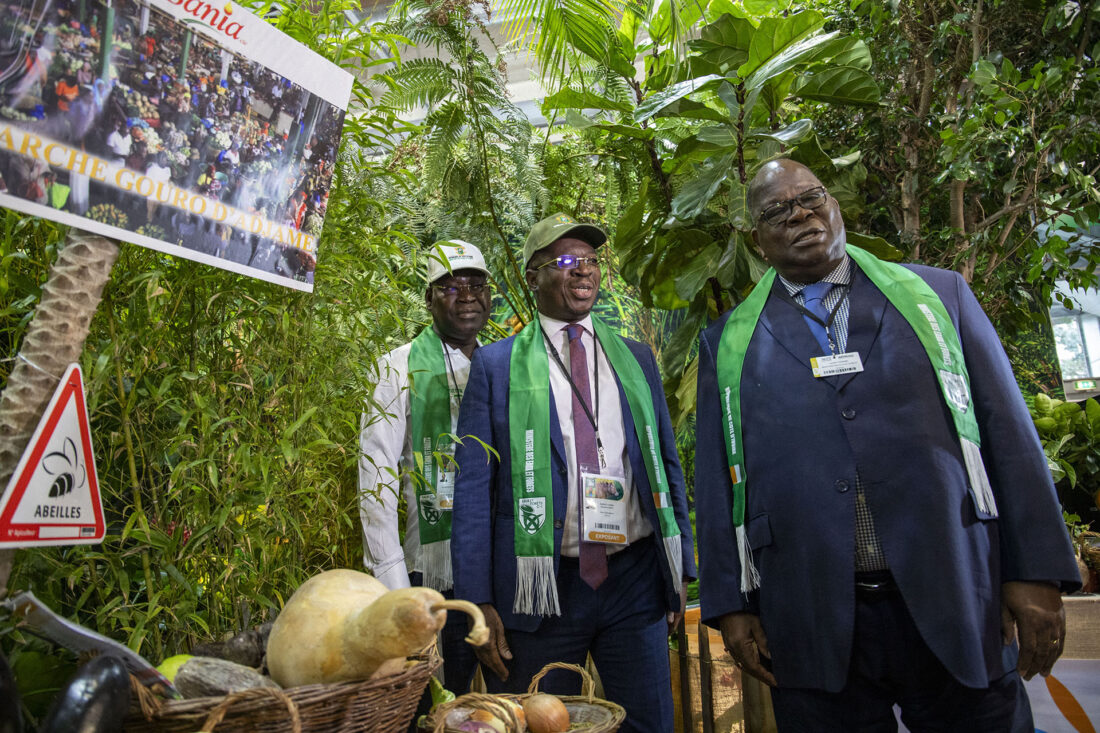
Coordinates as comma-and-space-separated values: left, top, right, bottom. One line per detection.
2, 0, 1099, 719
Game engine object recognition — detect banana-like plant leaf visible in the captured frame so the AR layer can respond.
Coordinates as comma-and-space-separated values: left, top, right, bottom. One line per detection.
634, 73, 725, 122
740, 11, 826, 80
749, 117, 814, 145
846, 231, 903, 261
790, 67, 881, 106
542, 87, 634, 113
670, 154, 733, 220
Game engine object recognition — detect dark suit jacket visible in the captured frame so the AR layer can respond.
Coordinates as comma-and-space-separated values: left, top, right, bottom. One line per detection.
452, 329, 696, 632
695, 262, 1080, 691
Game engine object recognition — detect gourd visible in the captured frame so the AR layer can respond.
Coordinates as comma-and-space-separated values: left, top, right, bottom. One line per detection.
266, 569, 489, 687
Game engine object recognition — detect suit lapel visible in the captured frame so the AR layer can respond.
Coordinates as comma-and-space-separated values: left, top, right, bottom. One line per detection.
548, 383, 568, 520
834, 265, 888, 391
757, 278, 833, 383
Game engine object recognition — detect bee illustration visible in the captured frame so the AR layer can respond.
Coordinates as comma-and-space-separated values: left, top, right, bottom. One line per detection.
42, 437, 85, 499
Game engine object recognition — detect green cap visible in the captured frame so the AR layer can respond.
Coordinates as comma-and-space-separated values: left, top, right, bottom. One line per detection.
522, 212, 607, 268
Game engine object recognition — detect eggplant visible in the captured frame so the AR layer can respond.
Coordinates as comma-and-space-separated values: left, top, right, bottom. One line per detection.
38, 655, 130, 733
0, 649, 22, 733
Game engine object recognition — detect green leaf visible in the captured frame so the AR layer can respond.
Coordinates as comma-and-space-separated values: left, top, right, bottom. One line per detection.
654, 97, 728, 123
749, 117, 814, 145
972, 59, 997, 89
739, 11, 827, 81
699, 12, 757, 51
589, 122, 655, 139
671, 155, 733, 220
675, 243, 724, 300
846, 231, 903, 260
634, 74, 725, 122
542, 87, 633, 113
790, 67, 880, 106
564, 109, 597, 129
744, 0, 792, 14
697, 125, 739, 147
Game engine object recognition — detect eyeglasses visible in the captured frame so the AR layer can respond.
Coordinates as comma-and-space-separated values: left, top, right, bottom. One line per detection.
757, 186, 829, 226
534, 255, 601, 271
433, 282, 488, 296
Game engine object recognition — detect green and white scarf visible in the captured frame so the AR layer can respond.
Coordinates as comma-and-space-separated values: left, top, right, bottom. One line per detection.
407, 327, 458, 591
507, 316, 683, 616
716, 245, 996, 593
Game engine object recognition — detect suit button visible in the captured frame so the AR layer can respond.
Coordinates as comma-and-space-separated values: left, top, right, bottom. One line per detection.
842, 408, 856, 420
835, 480, 849, 493
558, 468, 567, 477
553, 519, 564, 529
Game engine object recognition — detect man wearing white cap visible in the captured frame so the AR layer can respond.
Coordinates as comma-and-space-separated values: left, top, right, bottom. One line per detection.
358, 239, 492, 693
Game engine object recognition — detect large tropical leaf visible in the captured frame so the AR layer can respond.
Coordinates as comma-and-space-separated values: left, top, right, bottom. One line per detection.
790, 67, 880, 106
675, 242, 724, 300
670, 154, 734, 220
738, 11, 826, 80
748, 117, 814, 145
634, 74, 724, 122
542, 87, 634, 112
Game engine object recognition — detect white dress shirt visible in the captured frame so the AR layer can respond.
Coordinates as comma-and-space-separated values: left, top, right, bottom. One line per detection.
358, 336, 471, 589
538, 314, 652, 557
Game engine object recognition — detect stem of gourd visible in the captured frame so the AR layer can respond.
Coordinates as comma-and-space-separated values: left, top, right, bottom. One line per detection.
431, 599, 489, 647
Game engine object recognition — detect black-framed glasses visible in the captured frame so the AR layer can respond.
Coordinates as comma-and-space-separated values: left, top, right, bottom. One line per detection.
758, 186, 829, 226
534, 255, 601, 271
433, 281, 488, 296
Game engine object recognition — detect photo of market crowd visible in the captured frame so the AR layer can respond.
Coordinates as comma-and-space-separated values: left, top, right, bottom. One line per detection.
0, 0, 345, 285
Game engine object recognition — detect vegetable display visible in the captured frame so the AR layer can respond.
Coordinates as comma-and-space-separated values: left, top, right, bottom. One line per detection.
266, 569, 490, 687
37, 655, 130, 733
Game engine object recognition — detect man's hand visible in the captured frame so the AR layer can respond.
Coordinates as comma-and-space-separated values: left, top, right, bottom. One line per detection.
474, 603, 512, 682
1001, 581, 1065, 680
718, 612, 776, 687
667, 580, 688, 635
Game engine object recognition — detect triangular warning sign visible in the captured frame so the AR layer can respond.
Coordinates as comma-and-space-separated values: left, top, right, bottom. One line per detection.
0, 363, 105, 548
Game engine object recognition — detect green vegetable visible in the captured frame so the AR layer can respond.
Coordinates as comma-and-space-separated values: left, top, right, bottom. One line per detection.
38, 655, 130, 733
0, 650, 23, 733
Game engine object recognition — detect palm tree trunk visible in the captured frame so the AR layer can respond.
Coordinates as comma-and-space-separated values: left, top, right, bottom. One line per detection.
0, 230, 119, 595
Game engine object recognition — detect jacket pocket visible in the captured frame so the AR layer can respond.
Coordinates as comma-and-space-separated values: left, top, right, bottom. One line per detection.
747, 513, 772, 550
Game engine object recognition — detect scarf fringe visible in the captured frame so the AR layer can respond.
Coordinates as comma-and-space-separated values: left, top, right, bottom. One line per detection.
664, 535, 684, 594
420, 539, 453, 591
961, 438, 998, 517
514, 556, 560, 616
737, 524, 760, 593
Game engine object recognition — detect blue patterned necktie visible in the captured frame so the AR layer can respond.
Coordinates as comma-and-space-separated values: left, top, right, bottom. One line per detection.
565, 323, 608, 590
800, 282, 835, 354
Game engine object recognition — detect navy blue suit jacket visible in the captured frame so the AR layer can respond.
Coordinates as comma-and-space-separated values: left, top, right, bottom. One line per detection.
695, 262, 1080, 692
452, 329, 696, 632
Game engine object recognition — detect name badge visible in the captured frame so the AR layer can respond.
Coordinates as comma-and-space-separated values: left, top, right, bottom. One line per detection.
580, 469, 628, 546
810, 352, 864, 378
435, 460, 456, 510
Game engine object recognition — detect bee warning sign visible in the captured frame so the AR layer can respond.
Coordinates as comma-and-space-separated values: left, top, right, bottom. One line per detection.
0, 363, 105, 547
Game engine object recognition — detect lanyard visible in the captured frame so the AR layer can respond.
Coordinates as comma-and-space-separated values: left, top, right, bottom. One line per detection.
541, 326, 607, 468
780, 284, 851, 354
442, 341, 464, 404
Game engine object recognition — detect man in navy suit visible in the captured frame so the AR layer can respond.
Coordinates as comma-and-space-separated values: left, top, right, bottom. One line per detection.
452, 213, 696, 732
694, 159, 1081, 731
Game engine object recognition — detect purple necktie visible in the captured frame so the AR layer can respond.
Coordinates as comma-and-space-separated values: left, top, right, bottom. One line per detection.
566, 323, 608, 590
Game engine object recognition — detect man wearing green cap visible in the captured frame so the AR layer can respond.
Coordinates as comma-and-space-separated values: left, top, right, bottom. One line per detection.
451, 213, 695, 732
358, 239, 492, 693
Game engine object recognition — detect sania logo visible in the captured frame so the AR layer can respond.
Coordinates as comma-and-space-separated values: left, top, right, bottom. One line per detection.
167, 0, 245, 41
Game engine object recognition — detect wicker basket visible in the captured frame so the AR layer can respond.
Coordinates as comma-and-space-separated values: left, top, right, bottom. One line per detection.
428, 662, 625, 733
125, 652, 440, 733
1081, 531, 1100, 570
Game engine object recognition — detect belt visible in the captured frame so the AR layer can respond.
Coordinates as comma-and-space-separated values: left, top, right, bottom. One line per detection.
855, 570, 898, 598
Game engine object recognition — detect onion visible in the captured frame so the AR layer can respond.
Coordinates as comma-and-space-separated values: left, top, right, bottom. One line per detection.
523, 694, 570, 733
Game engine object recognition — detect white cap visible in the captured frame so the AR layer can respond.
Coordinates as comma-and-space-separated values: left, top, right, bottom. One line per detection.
425, 240, 490, 283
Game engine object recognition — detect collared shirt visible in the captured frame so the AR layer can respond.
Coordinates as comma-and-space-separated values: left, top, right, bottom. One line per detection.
538, 313, 652, 557
778, 256, 852, 353
358, 335, 472, 589
778, 255, 889, 572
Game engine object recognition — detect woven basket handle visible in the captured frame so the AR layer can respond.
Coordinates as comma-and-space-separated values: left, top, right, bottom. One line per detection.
200, 687, 301, 733
129, 675, 166, 720
527, 661, 595, 701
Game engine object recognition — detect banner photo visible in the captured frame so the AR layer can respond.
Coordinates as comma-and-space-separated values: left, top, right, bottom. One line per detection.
0, 0, 354, 292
